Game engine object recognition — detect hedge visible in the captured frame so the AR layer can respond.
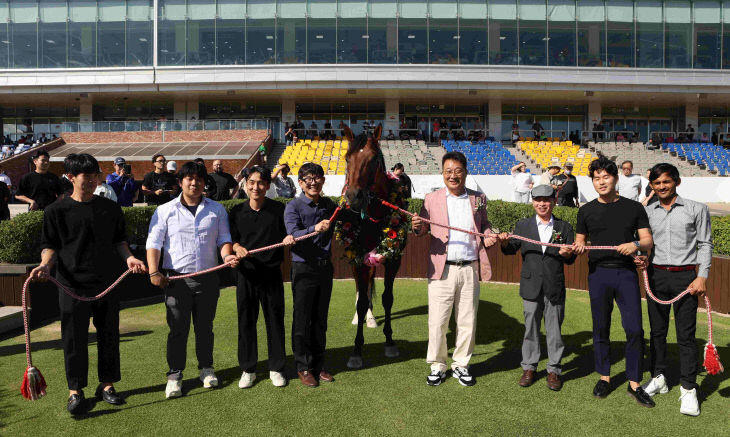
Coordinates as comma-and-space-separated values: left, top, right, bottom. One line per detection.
0, 198, 728, 264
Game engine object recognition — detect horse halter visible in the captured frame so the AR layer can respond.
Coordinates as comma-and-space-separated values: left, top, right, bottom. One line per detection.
342, 148, 387, 223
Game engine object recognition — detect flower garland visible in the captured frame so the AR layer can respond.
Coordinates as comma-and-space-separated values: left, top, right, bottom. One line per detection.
334, 176, 409, 266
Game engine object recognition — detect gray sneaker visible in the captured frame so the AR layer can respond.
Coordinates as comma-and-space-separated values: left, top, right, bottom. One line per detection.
452, 367, 476, 387
426, 370, 446, 386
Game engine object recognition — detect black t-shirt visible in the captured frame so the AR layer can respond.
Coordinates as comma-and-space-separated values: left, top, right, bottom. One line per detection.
576, 197, 650, 268
17, 171, 63, 210
0, 181, 10, 220
229, 198, 287, 271
40, 196, 127, 293
142, 171, 178, 205
209, 171, 237, 201
556, 174, 578, 207
204, 174, 217, 198
399, 174, 413, 199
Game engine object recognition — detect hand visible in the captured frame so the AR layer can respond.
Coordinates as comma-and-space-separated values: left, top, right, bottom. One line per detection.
633, 255, 648, 270
224, 254, 239, 268
572, 241, 586, 255
282, 235, 296, 246
234, 245, 249, 259
559, 246, 574, 257
155, 189, 164, 196
616, 242, 639, 256
29, 264, 50, 282
29, 200, 38, 211
483, 233, 497, 248
315, 220, 330, 233
150, 272, 169, 289
411, 216, 423, 233
687, 276, 707, 296
127, 257, 147, 274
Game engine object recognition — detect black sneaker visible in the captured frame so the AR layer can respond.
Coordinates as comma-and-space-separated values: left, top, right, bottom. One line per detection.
593, 380, 611, 398
627, 384, 656, 408
452, 367, 476, 387
426, 370, 447, 386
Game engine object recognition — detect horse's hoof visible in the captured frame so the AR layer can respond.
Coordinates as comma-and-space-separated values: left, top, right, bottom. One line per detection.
384, 345, 400, 358
347, 356, 364, 369
351, 313, 358, 325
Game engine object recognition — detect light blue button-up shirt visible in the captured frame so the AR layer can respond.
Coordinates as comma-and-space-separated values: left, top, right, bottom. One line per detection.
146, 195, 232, 274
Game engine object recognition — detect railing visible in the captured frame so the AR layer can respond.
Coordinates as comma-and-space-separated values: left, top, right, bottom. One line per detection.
60, 119, 270, 133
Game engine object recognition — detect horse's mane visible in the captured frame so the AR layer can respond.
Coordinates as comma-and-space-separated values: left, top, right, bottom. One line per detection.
346, 132, 371, 157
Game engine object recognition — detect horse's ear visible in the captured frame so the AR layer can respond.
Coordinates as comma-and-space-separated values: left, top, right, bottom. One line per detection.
373, 124, 383, 141
342, 124, 355, 144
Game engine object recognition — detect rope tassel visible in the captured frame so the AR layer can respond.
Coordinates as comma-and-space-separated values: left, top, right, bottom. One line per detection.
20, 366, 47, 400
704, 343, 724, 375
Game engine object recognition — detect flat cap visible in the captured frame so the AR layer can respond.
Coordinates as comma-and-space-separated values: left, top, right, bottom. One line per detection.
531, 184, 555, 198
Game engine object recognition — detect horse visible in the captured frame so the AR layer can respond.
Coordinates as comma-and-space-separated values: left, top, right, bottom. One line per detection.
339, 124, 406, 369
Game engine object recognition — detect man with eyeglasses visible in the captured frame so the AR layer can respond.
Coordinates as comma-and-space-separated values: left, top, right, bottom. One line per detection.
284, 163, 337, 388
617, 160, 641, 201
142, 154, 179, 205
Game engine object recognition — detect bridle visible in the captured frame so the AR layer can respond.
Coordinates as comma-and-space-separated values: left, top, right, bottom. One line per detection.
342, 146, 388, 223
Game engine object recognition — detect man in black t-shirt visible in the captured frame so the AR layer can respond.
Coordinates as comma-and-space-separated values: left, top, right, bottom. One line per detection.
555, 163, 579, 207
0, 180, 10, 220
194, 158, 218, 198
29, 153, 146, 415
573, 157, 654, 407
142, 154, 179, 205
209, 159, 237, 201
229, 166, 295, 388
16, 150, 63, 211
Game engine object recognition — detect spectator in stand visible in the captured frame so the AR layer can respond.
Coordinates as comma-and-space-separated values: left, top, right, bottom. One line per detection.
556, 163, 579, 207
0, 165, 12, 191
284, 123, 294, 146
193, 158, 218, 198
0, 177, 10, 221
38, 133, 48, 143
700, 132, 709, 143
596, 121, 605, 139
142, 154, 179, 205
209, 160, 237, 201
539, 165, 561, 189
419, 118, 428, 140
532, 120, 544, 138
271, 164, 296, 199
641, 168, 658, 206
386, 130, 396, 140
167, 161, 177, 174
616, 133, 626, 142
511, 162, 533, 204
16, 150, 63, 211
711, 132, 718, 145
106, 157, 139, 207
617, 160, 642, 201
432, 119, 440, 142
308, 121, 318, 139
391, 163, 413, 198
686, 124, 695, 141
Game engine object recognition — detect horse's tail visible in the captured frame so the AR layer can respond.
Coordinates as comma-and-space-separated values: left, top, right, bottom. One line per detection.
370, 274, 377, 308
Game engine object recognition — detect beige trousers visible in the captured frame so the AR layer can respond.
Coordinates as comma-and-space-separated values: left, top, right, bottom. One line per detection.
427, 262, 480, 372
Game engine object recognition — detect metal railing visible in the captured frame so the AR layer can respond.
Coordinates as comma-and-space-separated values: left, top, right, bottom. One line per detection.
60, 119, 270, 133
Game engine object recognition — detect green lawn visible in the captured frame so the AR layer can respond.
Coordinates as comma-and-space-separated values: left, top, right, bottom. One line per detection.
1, 280, 729, 436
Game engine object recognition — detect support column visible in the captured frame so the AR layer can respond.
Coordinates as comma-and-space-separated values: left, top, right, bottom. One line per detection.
173, 101, 186, 120
186, 99, 199, 120
282, 100, 295, 124
588, 101, 602, 129
79, 102, 92, 123
384, 99, 399, 133
488, 99, 501, 142
685, 102, 698, 133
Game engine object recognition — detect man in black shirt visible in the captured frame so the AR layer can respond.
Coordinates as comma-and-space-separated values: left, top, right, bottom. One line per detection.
142, 154, 179, 205
0, 179, 10, 220
16, 150, 63, 211
573, 157, 654, 407
209, 159, 237, 201
229, 166, 295, 389
194, 158, 218, 198
555, 163, 579, 207
29, 153, 146, 415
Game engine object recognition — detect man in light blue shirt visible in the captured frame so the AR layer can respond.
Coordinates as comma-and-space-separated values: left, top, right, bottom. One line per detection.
146, 161, 237, 399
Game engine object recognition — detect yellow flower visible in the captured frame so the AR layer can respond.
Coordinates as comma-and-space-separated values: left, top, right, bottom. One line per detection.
383, 227, 392, 234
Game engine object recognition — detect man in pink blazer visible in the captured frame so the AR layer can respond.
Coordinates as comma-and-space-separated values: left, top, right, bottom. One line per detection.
412, 151, 498, 387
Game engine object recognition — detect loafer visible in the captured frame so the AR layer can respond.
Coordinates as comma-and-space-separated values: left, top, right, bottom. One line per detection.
67, 391, 86, 415
95, 384, 124, 405
627, 384, 656, 408
318, 370, 335, 383
593, 380, 611, 398
519, 369, 535, 387
298, 370, 318, 388
547, 372, 562, 391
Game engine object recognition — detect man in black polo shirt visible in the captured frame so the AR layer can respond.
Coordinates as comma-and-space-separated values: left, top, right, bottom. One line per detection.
0, 178, 10, 221
16, 150, 63, 211
142, 154, 178, 205
29, 153, 146, 415
209, 159, 237, 201
229, 166, 294, 389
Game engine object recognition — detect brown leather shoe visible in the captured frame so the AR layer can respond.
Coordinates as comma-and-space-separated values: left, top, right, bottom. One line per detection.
519, 369, 535, 387
298, 370, 318, 387
318, 370, 335, 383
547, 372, 562, 391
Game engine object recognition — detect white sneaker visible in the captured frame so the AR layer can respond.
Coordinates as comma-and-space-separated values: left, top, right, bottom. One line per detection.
165, 380, 182, 399
270, 371, 287, 387
199, 367, 218, 388
238, 371, 256, 389
642, 374, 669, 396
679, 387, 700, 416
366, 309, 378, 328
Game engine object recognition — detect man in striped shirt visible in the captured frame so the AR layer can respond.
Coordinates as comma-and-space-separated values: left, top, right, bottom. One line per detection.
639, 163, 713, 417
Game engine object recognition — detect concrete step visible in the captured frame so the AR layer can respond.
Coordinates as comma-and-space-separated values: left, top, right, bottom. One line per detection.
0, 306, 24, 334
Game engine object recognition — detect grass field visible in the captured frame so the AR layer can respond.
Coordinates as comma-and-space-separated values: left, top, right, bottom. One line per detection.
1, 280, 729, 436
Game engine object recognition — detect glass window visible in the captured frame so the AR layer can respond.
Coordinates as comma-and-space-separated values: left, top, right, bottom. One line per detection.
519, 0, 547, 66
489, 0, 518, 65
369, 17, 397, 64
308, 18, 336, 63
398, 1, 427, 64
607, 0, 634, 67
159, 0, 186, 65
694, 1, 721, 69
337, 0, 367, 63
724, 0, 730, 68
98, 1, 126, 67
635, 1, 662, 68
429, 19, 458, 64
216, 19, 245, 65
127, 1, 153, 66
458, 1, 487, 64
186, 0, 216, 65
665, 0, 691, 68
68, 0, 95, 68
0, 2, 7, 68
277, 0, 306, 64
10, 0, 38, 68
548, 0, 576, 66
246, 18, 275, 64
578, 0, 605, 66
40, 0, 67, 68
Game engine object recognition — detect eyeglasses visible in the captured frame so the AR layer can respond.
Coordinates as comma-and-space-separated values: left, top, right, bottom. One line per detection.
301, 176, 324, 185
155, 159, 167, 163
442, 168, 465, 177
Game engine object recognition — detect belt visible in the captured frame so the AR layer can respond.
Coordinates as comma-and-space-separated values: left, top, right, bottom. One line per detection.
296, 258, 331, 267
652, 264, 697, 272
446, 260, 477, 267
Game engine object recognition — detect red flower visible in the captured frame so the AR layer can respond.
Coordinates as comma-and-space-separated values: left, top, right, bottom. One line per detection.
387, 230, 398, 239
343, 222, 352, 231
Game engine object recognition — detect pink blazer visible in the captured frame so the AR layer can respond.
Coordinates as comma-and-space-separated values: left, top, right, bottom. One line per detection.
417, 187, 493, 281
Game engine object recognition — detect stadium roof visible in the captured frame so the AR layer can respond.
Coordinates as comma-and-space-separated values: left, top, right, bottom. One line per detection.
49, 141, 256, 162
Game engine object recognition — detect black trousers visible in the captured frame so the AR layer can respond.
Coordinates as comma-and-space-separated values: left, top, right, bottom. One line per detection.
60, 290, 120, 391
165, 272, 220, 380
236, 267, 286, 373
291, 260, 333, 373
647, 267, 699, 390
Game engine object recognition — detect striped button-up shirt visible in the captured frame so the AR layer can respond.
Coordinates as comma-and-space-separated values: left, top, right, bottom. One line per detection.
645, 195, 713, 278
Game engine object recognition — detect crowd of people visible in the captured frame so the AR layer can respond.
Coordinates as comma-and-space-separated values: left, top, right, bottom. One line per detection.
1, 133, 56, 161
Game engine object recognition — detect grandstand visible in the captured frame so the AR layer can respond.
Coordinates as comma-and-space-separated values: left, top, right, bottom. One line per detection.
589, 141, 710, 177
663, 143, 730, 176
442, 140, 520, 175
516, 140, 594, 177
276, 139, 349, 176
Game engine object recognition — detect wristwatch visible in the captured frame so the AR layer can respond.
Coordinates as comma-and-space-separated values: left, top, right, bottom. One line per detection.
633, 241, 640, 249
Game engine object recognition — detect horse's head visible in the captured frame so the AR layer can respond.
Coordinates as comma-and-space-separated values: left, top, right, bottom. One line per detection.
343, 124, 386, 213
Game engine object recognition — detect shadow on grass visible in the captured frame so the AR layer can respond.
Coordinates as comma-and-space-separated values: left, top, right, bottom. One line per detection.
0, 330, 154, 358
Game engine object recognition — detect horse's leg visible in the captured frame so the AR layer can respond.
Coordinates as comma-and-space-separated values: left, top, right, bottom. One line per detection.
347, 266, 372, 369
382, 257, 402, 358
